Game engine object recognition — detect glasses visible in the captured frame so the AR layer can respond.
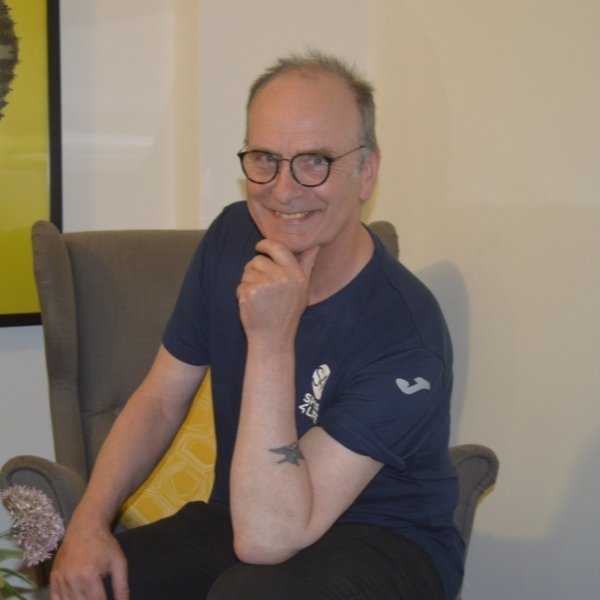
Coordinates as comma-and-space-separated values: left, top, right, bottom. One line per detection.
237, 145, 366, 188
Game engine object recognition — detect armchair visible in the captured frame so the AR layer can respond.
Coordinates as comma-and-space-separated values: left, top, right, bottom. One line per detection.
1, 219, 497, 600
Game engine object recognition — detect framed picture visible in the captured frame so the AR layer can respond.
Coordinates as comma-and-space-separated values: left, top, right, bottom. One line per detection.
0, 0, 62, 327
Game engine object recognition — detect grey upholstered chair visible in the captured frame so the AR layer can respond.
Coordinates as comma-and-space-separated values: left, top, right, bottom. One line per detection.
1, 220, 498, 599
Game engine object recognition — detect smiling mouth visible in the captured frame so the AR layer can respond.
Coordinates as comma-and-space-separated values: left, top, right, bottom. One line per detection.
274, 210, 315, 220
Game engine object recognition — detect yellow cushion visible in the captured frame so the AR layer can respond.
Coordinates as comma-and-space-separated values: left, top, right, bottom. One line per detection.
119, 371, 216, 527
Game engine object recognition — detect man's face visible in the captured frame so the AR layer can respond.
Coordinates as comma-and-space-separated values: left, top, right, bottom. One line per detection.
244, 70, 379, 257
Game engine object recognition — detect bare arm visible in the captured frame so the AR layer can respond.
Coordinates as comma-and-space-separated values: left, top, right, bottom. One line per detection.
50, 345, 206, 600
231, 240, 382, 564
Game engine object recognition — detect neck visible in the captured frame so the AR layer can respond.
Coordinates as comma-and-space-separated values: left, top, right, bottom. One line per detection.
307, 224, 373, 305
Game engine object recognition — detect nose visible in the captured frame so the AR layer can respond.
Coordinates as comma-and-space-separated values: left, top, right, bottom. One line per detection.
271, 159, 302, 204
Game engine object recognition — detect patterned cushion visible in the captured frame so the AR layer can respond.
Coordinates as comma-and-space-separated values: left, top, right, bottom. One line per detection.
118, 371, 216, 527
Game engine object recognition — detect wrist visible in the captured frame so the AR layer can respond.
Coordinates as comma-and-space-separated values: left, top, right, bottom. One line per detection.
246, 335, 295, 359
68, 499, 116, 533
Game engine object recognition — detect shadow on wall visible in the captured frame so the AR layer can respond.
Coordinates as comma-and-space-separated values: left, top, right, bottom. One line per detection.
460, 429, 600, 600
416, 261, 470, 444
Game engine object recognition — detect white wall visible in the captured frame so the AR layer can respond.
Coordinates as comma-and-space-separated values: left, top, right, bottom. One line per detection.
369, 2, 600, 598
2, 1, 599, 598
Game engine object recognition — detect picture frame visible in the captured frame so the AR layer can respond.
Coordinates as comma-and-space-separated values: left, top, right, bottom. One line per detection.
0, 0, 62, 327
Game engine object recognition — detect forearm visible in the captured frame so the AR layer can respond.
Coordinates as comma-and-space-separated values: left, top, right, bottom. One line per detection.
232, 239, 345, 562
69, 392, 182, 530
230, 341, 315, 562
68, 347, 206, 533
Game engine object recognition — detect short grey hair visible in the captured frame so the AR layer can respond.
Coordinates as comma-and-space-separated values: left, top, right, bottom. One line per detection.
245, 50, 378, 152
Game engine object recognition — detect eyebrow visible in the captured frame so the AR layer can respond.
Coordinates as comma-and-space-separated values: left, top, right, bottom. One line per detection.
246, 146, 335, 157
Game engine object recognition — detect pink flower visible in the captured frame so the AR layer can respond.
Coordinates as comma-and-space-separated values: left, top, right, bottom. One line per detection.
1, 485, 64, 566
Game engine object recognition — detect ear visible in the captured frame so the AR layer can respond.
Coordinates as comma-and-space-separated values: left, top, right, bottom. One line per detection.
358, 147, 381, 204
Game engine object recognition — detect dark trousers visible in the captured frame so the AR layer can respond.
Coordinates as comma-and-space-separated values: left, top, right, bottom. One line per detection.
106, 501, 443, 600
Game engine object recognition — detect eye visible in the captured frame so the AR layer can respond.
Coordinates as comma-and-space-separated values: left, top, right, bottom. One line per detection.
253, 151, 278, 165
298, 154, 330, 169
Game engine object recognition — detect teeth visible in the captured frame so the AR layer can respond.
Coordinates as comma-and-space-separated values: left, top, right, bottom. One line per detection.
276, 211, 310, 219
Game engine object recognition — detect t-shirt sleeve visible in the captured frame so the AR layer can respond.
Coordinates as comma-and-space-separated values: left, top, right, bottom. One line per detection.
318, 348, 451, 472
162, 202, 257, 367
162, 229, 214, 366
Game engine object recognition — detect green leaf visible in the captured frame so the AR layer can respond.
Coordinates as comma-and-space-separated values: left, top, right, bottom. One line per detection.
0, 567, 32, 586
0, 549, 22, 561
1, 578, 28, 599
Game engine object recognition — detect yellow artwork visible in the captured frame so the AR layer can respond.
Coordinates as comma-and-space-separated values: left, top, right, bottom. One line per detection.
0, 0, 58, 325
119, 371, 217, 528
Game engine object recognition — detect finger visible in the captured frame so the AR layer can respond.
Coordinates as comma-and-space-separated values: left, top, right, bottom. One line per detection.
49, 573, 72, 600
244, 254, 276, 276
254, 239, 296, 266
110, 560, 130, 600
50, 578, 87, 600
49, 581, 62, 600
239, 259, 274, 288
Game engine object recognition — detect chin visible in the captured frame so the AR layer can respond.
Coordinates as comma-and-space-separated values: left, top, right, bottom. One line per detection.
254, 222, 310, 250
272, 234, 316, 255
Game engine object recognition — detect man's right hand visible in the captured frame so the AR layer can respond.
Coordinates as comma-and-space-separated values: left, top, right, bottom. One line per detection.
49, 525, 129, 600
237, 239, 320, 347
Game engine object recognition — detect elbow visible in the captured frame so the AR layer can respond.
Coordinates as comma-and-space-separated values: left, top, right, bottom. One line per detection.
233, 535, 298, 565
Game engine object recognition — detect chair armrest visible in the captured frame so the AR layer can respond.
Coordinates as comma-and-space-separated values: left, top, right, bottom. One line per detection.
449, 443, 499, 549
0, 455, 86, 525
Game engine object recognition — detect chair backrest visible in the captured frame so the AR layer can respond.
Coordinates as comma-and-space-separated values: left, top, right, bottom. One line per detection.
32, 221, 204, 481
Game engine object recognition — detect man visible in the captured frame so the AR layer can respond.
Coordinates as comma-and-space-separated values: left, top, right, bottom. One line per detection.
50, 51, 463, 600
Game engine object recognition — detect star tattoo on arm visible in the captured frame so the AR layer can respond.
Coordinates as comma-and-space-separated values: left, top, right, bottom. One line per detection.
269, 441, 304, 466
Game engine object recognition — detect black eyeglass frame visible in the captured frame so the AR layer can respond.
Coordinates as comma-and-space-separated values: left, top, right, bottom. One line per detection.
237, 145, 366, 188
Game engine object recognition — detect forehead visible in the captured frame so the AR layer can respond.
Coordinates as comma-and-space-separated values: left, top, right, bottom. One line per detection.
247, 70, 361, 149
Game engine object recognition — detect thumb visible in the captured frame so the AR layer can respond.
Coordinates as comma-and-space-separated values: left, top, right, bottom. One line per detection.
298, 245, 320, 278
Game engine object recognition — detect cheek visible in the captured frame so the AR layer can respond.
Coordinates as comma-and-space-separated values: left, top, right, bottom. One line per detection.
245, 196, 264, 226
245, 193, 277, 240
245, 181, 262, 200
323, 182, 364, 217
245, 185, 270, 216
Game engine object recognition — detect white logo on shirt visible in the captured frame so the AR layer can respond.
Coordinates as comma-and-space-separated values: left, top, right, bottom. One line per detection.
396, 377, 431, 395
299, 364, 331, 424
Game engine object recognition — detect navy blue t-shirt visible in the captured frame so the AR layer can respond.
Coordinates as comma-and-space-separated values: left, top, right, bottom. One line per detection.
163, 201, 464, 599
